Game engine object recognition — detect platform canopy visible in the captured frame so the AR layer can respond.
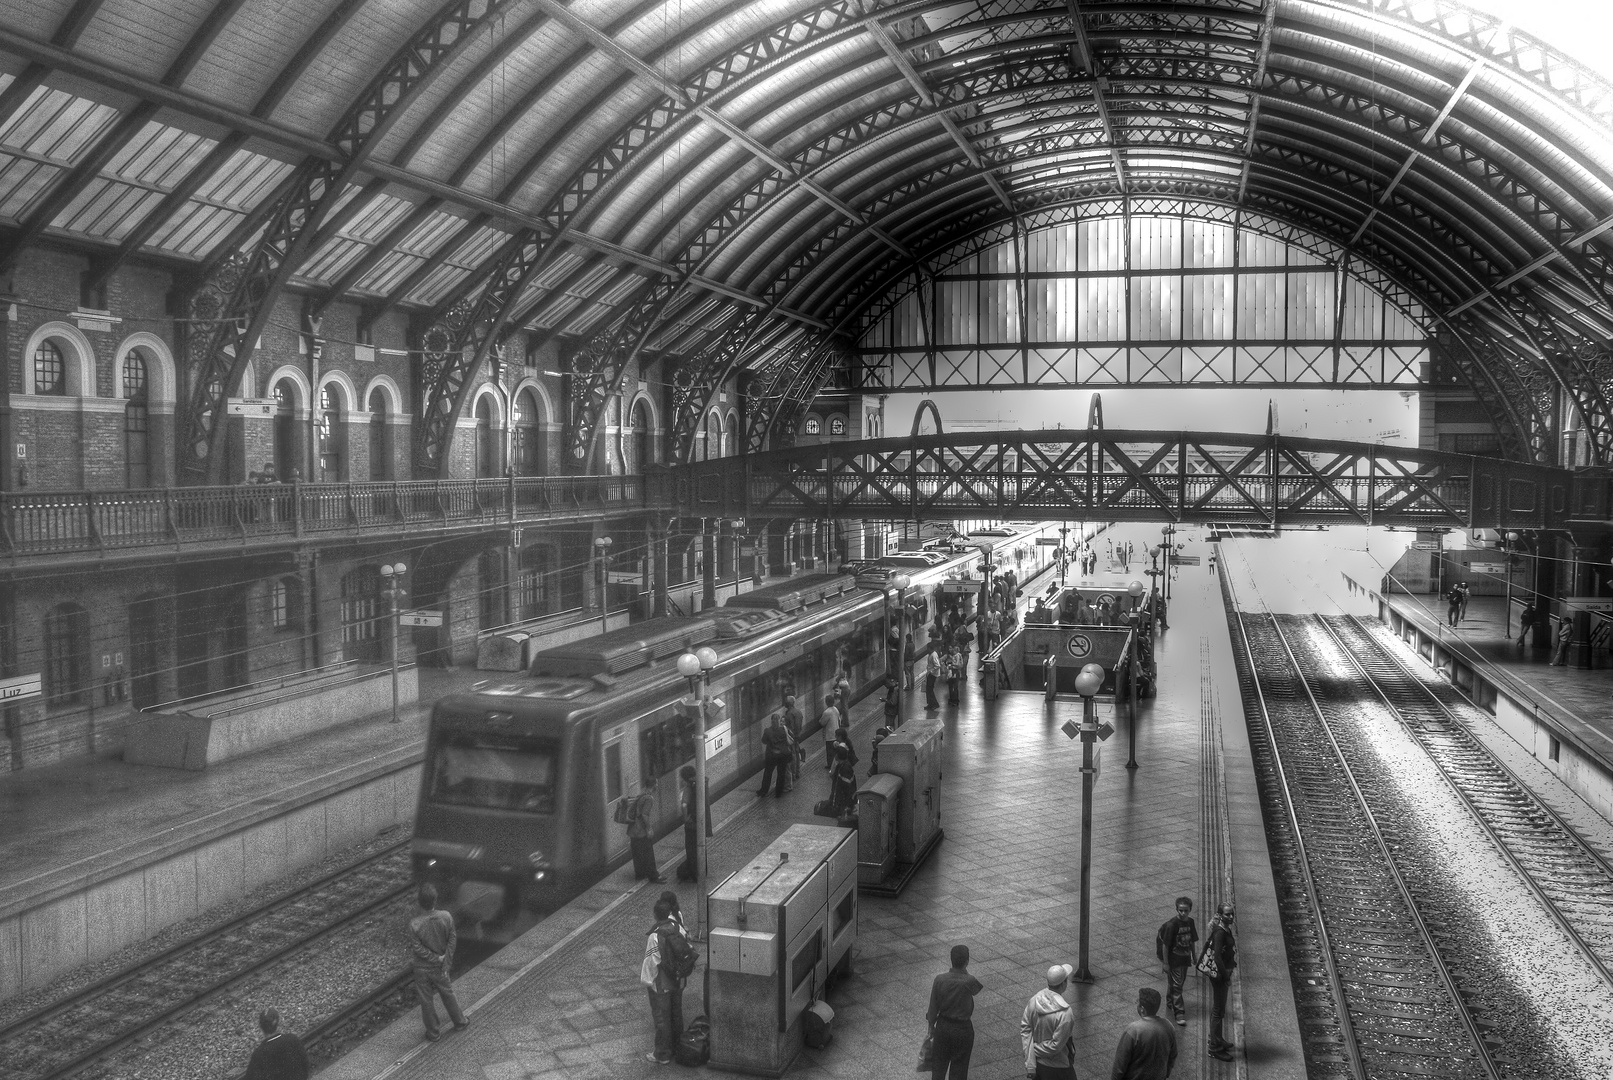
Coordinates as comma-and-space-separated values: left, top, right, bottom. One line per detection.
3, 0, 1613, 469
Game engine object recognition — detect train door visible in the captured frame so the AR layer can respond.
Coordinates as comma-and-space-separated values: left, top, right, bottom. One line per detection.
600, 720, 640, 861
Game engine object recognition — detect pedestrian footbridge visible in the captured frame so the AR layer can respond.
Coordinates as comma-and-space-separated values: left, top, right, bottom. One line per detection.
652, 431, 1606, 532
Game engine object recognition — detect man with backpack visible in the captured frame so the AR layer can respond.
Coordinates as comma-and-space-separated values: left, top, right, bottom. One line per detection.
624, 787, 663, 884
1154, 897, 1199, 1026
642, 896, 697, 1064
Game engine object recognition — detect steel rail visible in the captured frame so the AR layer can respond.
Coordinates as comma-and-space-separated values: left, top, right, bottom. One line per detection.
1317, 613, 1613, 992
1218, 558, 1366, 1080
0, 842, 412, 1080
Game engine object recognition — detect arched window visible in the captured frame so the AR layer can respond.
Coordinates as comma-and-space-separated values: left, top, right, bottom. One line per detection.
318, 385, 343, 482
271, 576, 302, 631
340, 567, 382, 663
34, 340, 66, 396
707, 412, 724, 459
829, 415, 846, 436
513, 390, 542, 476
43, 603, 90, 708
475, 396, 497, 477
633, 400, 653, 471
804, 416, 821, 436
273, 379, 297, 480
367, 388, 391, 481
724, 413, 738, 458
123, 351, 150, 487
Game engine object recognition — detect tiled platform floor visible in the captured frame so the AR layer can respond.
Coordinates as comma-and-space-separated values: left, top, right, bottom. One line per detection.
327, 530, 1305, 1080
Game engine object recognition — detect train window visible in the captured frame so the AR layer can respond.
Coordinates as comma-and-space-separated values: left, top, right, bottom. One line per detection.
428, 734, 560, 813
604, 742, 623, 803
640, 705, 698, 783
791, 929, 822, 992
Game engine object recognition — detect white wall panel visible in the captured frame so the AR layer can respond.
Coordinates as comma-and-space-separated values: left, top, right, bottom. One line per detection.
1184, 274, 1235, 339
1131, 216, 1182, 270
1079, 276, 1126, 340
1183, 220, 1234, 268
1079, 217, 1125, 271
1131, 275, 1180, 340
1287, 271, 1335, 340
1238, 273, 1286, 339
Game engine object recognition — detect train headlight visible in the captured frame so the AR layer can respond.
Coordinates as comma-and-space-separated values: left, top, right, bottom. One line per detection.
527, 849, 551, 879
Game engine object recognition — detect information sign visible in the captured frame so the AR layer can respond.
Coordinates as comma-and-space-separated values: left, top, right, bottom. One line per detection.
399, 610, 444, 627
1411, 541, 1441, 551
1036, 537, 1062, 546
705, 720, 732, 759
0, 673, 42, 702
1170, 554, 1200, 566
226, 398, 277, 418
1467, 563, 1506, 575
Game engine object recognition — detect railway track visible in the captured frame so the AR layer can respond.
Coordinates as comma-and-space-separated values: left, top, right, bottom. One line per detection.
0, 841, 414, 1080
1222, 569, 1500, 1080
1317, 614, 1613, 990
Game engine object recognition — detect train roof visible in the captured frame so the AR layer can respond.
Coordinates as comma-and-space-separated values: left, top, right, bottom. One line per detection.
723, 573, 857, 613
528, 615, 717, 679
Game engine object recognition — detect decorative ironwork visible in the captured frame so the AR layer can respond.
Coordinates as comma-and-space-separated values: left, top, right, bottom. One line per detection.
670, 430, 1576, 531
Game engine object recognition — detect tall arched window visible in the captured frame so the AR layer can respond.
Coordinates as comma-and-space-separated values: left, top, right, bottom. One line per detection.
707, 412, 724, 459
34, 340, 66, 396
513, 390, 542, 476
43, 603, 90, 708
318, 385, 343, 482
633, 400, 653, 471
367, 388, 391, 481
475, 396, 496, 477
123, 351, 150, 487
724, 413, 738, 459
340, 567, 382, 663
273, 379, 297, 480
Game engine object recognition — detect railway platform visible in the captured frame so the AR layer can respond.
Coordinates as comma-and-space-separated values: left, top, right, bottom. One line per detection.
324, 533, 1305, 1080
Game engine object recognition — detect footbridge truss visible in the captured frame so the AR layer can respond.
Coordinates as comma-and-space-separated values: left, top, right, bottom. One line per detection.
654, 431, 1591, 532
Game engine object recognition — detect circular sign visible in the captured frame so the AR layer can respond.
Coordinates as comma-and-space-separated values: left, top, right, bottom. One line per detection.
1096, 592, 1117, 607
1066, 634, 1092, 658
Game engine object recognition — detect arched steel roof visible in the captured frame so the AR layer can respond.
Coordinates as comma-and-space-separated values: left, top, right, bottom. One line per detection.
2, 0, 1612, 470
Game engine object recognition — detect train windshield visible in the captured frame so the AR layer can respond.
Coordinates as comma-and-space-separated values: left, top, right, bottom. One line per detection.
428, 733, 560, 813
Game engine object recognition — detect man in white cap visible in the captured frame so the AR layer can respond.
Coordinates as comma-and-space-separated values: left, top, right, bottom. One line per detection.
1021, 963, 1077, 1079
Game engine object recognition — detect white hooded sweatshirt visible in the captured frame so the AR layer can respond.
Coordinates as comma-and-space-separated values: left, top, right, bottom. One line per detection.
1021, 987, 1075, 1071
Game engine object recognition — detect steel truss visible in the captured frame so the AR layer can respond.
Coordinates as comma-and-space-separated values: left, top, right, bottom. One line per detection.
660, 430, 1575, 531
179, 0, 515, 482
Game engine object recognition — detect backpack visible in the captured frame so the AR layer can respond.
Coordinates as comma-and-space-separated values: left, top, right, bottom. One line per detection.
659, 925, 698, 981
613, 797, 637, 825
674, 1014, 710, 1066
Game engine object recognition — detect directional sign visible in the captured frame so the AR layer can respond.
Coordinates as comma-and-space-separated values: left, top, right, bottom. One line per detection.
1170, 554, 1200, 566
399, 610, 444, 627
1411, 541, 1441, 551
705, 720, 733, 760
1065, 633, 1092, 658
606, 571, 642, 584
0, 673, 42, 702
226, 397, 277, 418
1036, 537, 1062, 546
1468, 563, 1506, 575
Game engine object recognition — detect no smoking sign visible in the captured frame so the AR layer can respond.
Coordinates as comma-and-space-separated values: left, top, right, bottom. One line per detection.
1066, 634, 1092, 658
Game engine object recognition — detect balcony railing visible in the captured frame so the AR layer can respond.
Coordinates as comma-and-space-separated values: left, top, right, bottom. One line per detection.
0, 475, 643, 560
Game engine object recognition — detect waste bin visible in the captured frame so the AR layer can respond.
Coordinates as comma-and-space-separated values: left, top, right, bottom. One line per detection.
855, 773, 902, 885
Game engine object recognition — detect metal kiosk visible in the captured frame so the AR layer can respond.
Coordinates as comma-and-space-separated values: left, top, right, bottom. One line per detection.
857, 720, 944, 897
707, 824, 857, 1076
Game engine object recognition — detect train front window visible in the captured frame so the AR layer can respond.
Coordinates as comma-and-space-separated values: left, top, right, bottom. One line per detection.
429, 734, 560, 812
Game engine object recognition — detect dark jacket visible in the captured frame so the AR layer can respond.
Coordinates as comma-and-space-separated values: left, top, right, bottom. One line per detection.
243, 1032, 310, 1080
409, 907, 456, 971
762, 721, 793, 763
1155, 914, 1198, 964
1111, 1015, 1177, 1080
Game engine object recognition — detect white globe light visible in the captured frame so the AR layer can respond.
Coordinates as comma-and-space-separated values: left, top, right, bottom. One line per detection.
1127, 580, 1144, 597
676, 653, 701, 678
696, 646, 719, 670
1074, 670, 1103, 697
1081, 663, 1105, 679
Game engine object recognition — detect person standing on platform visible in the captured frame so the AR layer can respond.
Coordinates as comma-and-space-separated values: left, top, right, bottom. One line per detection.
242, 1007, 309, 1080
946, 649, 962, 704
904, 632, 918, 690
1155, 896, 1198, 1026
626, 787, 664, 883
1517, 601, 1536, 648
783, 692, 806, 781
1446, 582, 1465, 627
985, 607, 1002, 652
1110, 988, 1177, 1080
828, 730, 859, 815
1550, 609, 1575, 665
408, 884, 468, 1041
1207, 551, 1216, 576
833, 669, 852, 714
642, 896, 690, 1064
758, 715, 793, 798
1021, 963, 1077, 1080
925, 648, 941, 710
926, 944, 983, 1080
1200, 904, 1237, 1061
884, 676, 901, 727
820, 694, 841, 769
675, 765, 699, 883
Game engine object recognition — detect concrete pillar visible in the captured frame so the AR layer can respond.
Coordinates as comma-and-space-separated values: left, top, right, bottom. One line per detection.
701, 524, 716, 609
651, 523, 669, 617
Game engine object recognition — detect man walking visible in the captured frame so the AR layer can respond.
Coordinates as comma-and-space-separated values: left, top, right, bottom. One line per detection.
1154, 896, 1198, 1026
1517, 601, 1536, 648
626, 786, 664, 883
758, 715, 793, 797
408, 884, 468, 1041
1201, 904, 1238, 1061
820, 694, 841, 769
1446, 582, 1465, 627
1110, 988, 1177, 1080
1021, 963, 1077, 1080
926, 944, 982, 1080
242, 1007, 309, 1080
675, 765, 699, 882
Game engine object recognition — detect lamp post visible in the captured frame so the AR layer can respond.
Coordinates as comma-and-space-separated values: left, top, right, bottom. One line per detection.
1072, 664, 1104, 984
1125, 609, 1140, 771
594, 536, 614, 633
1504, 531, 1521, 635
676, 645, 719, 940
1146, 545, 1166, 630
1059, 524, 1070, 588
379, 562, 407, 724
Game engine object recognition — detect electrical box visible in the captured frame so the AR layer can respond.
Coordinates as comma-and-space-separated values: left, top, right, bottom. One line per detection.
879, 721, 943, 864
707, 824, 856, 1077
855, 773, 902, 885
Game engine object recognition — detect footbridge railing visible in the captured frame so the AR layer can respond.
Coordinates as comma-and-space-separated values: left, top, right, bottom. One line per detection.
651, 431, 1588, 531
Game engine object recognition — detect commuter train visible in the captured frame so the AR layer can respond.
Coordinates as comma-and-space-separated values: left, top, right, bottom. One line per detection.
411, 523, 1057, 938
